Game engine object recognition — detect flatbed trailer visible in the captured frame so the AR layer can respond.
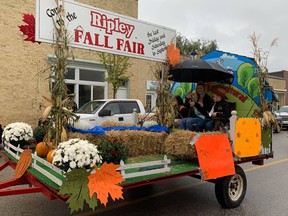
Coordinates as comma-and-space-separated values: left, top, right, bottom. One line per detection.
0, 130, 273, 209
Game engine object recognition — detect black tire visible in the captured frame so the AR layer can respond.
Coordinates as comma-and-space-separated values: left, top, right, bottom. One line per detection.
215, 165, 247, 208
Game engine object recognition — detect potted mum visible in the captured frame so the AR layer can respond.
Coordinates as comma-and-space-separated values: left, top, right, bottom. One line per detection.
52, 138, 102, 172
96, 138, 129, 164
1, 122, 33, 149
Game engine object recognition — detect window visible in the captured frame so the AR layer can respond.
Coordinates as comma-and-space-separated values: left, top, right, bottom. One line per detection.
120, 101, 140, 113
66, 68, 75, 80
65, 66, 107, 107
79, 69, 105, 82
102, 102, 120, 115
75, 100, 106, 114
48, 56, 108, 108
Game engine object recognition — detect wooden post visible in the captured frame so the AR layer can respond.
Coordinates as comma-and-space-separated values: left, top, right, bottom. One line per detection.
229, 110, 237, 152
132, 108, 138, 125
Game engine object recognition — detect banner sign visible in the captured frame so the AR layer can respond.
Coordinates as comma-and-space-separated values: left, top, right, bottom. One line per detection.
35, 0, 176, 62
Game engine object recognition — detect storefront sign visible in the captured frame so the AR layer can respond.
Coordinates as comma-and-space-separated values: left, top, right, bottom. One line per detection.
35, 0, 176, 62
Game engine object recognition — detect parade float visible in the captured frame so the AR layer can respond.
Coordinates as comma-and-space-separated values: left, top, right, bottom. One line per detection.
0, 0, 277, 214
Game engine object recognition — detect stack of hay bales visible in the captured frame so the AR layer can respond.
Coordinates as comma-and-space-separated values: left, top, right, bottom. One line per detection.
68, 129, 224, 161
105, 130, 168, 157
68, 130, 168, 157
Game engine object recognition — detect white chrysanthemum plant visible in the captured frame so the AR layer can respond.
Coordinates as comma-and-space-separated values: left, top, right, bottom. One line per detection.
2, 122, 33, 148
52, 138, 102, 172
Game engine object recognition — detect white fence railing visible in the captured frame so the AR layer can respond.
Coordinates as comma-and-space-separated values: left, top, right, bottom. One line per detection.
4, 143, 64, 186
117, 155, 171, 180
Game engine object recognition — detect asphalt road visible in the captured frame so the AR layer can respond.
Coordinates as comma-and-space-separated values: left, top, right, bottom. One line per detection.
0, 130, 288, 216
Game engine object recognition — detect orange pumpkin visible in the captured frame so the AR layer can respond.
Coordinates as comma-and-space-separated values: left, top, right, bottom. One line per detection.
46, 149, 55, 163
35, 142, 52, 158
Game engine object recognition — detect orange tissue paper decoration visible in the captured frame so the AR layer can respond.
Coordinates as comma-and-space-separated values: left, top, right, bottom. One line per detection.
88, 162, 124, 206
166, 42, 180, 66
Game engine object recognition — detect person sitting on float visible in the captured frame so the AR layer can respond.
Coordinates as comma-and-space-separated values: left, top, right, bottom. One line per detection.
174, 95, 189, 128
202, 87, 231, 132
179, 81, 213, 130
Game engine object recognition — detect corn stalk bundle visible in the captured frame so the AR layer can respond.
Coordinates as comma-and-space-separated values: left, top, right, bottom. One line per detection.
151, 63, 175, 128
42, 1, 78, 147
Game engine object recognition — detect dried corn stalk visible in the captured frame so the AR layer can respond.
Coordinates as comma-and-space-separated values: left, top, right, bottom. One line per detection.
151, 62, 176, 128
42, 1, 78, 147
249, 33, 278, 117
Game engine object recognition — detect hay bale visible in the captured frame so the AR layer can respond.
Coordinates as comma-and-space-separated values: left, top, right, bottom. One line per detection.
101, 121, 133, 127
68, 131, 168, 157
106, 130, 167, 157
164, 130, 225, 160
68, 132, 108, 143
164, 130, 198, 160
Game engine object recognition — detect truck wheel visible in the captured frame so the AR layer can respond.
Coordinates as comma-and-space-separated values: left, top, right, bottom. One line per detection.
215, 165, 247, 208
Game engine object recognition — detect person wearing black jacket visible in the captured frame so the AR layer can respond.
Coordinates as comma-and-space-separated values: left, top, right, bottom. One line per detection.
174, 96, 189, 128
179, 81, 213, 130
203, 87, 231, 131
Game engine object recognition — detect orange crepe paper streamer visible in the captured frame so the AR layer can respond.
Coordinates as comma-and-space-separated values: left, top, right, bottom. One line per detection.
88, 162, 124, 206
166, 42, 180, 66
14, 149, 33, 178
195, 134, 235, 180
234, 118, 261, 158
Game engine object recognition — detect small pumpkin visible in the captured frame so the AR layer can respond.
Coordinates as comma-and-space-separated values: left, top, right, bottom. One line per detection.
46, 149, 55, 163
35, 142, 52, 158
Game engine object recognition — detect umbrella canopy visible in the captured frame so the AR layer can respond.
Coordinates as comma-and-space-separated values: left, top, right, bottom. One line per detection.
168, 59, 234, 83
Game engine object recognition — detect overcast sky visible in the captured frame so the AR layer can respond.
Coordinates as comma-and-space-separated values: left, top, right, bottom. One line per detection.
138, 0, 288, 72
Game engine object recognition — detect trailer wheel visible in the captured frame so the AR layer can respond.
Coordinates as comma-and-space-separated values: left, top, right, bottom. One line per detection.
215, 165, 247, 208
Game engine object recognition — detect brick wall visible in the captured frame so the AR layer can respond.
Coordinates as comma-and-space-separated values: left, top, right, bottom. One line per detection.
0, 0, 156, 128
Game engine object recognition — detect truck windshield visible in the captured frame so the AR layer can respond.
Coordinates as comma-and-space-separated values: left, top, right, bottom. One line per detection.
279, 106, 288, 113
75, 101, 106, 114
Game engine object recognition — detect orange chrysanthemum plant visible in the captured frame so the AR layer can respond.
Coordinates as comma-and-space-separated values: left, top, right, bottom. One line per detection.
166, 41, 180, 66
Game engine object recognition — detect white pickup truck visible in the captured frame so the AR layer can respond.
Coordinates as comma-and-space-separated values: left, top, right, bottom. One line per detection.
73, 99, 147, 129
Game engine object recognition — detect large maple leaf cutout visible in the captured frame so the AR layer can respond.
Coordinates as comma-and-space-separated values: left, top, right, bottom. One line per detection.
14, 149, 32, 179
88, 162, 124, 206
166, 42, 180, 66
58, 168, 98, 214
18, 14, 37, 43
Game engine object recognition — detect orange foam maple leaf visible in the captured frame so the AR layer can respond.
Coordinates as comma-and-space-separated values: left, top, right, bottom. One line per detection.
88, 162, 124, 206
166, 42, 180, 66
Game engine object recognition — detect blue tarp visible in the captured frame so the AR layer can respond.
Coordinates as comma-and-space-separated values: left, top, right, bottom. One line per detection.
68, 125, 106, 134
67, 125, 170, 135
